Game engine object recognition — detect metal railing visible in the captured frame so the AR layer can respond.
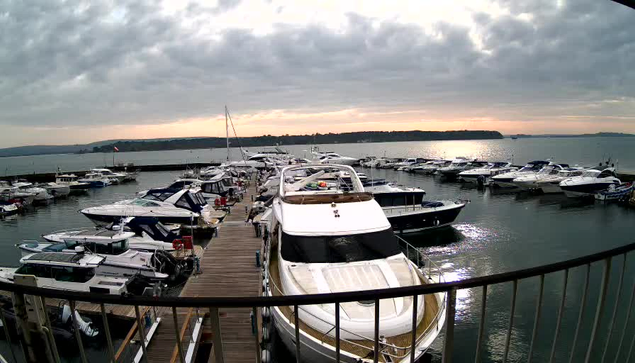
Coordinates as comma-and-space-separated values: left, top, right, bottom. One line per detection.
0, 241, 634, 363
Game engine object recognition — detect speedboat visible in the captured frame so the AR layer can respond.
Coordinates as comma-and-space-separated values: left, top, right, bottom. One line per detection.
315, 152, 359, 166
40, 182, 71, 198
394, 158, 420, 171
532, 168, 585, 194
560, 168, 621, 198
79, 172, 111, 188
384, 200, 468, 234
0, 182, 35, 206
458, 162, 515, 183
0, 202, 22, 218
511, 163, 570, 190
595, 182, 634, 201
81, 189, 220, 227
364, 181, 427, 206
42, 217, 179, 252
264, 164, 446, 363
412, 160, 451, 175
17, 232, 181, 281
12, 182, 53, 204
55, 174, 91, 192
490, 160, 551, 188
437, 158, 481, 177
91, 168, 127, 184
0, 252, 131, 295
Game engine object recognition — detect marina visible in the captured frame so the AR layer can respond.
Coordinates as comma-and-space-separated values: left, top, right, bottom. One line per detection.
0, 138, 635, 362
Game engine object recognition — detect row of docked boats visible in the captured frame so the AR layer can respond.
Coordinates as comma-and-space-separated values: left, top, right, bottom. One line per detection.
0, 168, 139, 219
251, 163, 447, 363
362, 157, 630, 200
0, 167, 250, 298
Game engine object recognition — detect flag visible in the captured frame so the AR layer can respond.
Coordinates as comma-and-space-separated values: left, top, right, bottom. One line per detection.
113, 146, 119, 152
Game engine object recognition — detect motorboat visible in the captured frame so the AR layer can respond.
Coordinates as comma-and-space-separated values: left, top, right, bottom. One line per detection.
264, 164, 446, 362
412, 160, 451, 175
12, 182, 53, 204
364, 181, 427, 207
393, 158, 420, 170
490, 160, 551, 188
511, 163, 570, 190
78, 172, 111, 188
42, 217, 179, 252
560, 168, 621, 198
0, 202, 22, 218
0, 182, 35, 206
81, 189, 221, 227
55, 174, 91, 192
315, 152, 359, 166
199, 166, 225, 179
0, 252, 131, 295
384, 200, 468, 234
91, 168, 127, 184
595, 182, 634, 201
531, 168, 585, 194
437, 158, 482, 177
40, 182, 71, 198
458, 162, 515, 183
17, 232, 181, 281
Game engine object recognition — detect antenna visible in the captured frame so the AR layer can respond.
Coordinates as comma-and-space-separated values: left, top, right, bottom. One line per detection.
225, 106, 230, 162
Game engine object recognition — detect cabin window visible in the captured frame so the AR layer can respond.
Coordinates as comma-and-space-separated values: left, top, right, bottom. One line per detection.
175, 194, 196, 211
52, 267, 95, 283
16, 264, 52, 278
281, 229, 401, 263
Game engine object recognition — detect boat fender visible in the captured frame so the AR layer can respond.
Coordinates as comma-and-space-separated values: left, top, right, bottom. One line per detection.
262, 326, 270, 342
262, 307, 271, 322
261, 349, 271, 363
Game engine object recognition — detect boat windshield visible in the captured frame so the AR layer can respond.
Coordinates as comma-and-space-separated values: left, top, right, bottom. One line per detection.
582, 170, 601, 177
281, 229, 401, 263
16, 264, 95, 283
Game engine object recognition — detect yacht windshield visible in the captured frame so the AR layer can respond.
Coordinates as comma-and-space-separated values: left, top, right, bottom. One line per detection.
281, 229, 401, 263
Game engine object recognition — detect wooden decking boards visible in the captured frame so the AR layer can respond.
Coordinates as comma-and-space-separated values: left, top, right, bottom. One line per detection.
144, 184, 263, 363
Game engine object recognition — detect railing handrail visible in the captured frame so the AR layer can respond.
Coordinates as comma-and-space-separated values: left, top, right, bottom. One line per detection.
2, 241, 634, 307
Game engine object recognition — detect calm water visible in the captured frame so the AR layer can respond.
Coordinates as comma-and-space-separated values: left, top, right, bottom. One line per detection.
1, 138, 634, 362
2, 137, 635, 176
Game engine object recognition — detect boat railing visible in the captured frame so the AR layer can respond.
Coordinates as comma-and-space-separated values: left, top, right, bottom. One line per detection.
1, 240, 635, 362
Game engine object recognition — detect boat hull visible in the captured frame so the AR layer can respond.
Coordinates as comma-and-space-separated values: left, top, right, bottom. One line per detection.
82, 212, 198, 227
561, 183, 618, 198
386, 203, 466, 234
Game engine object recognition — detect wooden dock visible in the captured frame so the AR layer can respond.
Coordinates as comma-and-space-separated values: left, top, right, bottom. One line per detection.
144, 185, 263, 363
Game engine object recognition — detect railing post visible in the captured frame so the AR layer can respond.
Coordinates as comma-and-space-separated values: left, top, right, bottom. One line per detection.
585, 257, 612, 363
134, 305, 149, 363
569, 264, 591, 363
614, 273, 635, 363
410, 294, 418, 363
40, 297, 60, 363
474, 285, 487, 363
172, 307, 185, 363
601, 254, 627, 362
70, 301, 89, 363
443, 288, 457, 363
210, 307, 225, 363
12, 292, 36, 362
335, 302, 341, 363
0, 308, 18, 363
528, 275, 545, 363
502, 279, 518, 363
374, 298, 380, 363
294, 305, 301, 363
549, 269, 569, 363
99, 303, 116, 363
252, 307, 261, 363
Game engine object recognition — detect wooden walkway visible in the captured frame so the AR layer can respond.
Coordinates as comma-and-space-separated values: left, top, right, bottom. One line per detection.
144, 185, 263, 363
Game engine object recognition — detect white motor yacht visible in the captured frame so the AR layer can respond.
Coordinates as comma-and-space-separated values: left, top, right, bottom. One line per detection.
315, 152, 359, 166
437, 157, 480, 177
78, 172, 111, 188
393, 158, 419, 170
81, 189, 219, 227
490, 160, 551, 188
412, 160, 450, 175
0, 253, 130, 295
91, 168, 127, 184
531, 168, 585, 194
17, 231, 181, 281
0, 182, 35, 206
458, 162, 515, 183
40, 182, 71, 198
42, 217, 178, 252
12, 182, 53, 204
511, 163, 570, 190
55, 174, 91, 192
559, 168, 621, 198
264, 164, 446, 363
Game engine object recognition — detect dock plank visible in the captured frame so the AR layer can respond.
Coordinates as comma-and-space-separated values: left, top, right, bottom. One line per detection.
145, 184, 263, 363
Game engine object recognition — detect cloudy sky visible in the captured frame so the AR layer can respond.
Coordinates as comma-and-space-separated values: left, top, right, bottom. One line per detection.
1, 0, 634, 147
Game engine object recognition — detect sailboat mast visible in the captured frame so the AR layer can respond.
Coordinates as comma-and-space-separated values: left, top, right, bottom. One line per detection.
225, 105, 230, 162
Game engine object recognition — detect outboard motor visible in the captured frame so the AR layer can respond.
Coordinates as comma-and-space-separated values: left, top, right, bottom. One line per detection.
61, 305, 99, 337
153, 250, 186, 281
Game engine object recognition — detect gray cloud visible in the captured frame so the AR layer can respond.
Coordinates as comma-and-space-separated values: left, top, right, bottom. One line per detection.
0, 0, 634, 132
